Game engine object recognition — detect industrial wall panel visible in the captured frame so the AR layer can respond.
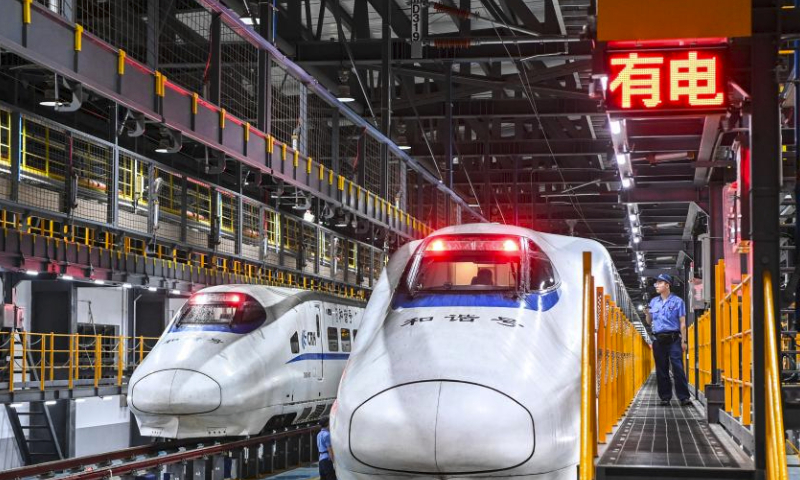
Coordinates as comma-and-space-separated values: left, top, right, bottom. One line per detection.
247, 134, 266, 164
222, 122, 244, 154
28, 10, 73, 72
0, 2, 22, 47
194, 106, 218, 142
77, 37, 117, 89
120, 67, 155, 114
163, 89, 193, 132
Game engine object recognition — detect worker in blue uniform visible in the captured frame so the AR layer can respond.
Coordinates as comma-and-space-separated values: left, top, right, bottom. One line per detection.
317, 417, 336, 480
644, 273, 691, 406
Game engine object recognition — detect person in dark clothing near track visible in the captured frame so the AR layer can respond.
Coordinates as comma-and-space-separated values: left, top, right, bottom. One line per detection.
644, 273, 692, 406
317, 418, 336, 480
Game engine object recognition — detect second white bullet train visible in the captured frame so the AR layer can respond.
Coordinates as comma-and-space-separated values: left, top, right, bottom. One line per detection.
128, 285, 364, 438
332, 224, 633, 480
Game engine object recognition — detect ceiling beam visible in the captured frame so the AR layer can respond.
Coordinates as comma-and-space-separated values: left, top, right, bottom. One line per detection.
621, 186, 708, 206
294, 39, 592, 65
393, 98, 603, 119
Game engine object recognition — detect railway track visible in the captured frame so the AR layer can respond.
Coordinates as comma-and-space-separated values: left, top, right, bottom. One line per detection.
0, 426, 318, 480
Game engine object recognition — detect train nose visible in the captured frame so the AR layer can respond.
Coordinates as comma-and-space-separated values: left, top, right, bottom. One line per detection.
130, 369, 222, 415
349, 381, 534, 474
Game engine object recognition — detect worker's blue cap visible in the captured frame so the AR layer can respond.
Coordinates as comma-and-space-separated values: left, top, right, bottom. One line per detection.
655, 273, 673, 285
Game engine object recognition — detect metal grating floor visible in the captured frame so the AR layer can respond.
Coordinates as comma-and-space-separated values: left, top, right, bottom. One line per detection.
599, 377, 744, 468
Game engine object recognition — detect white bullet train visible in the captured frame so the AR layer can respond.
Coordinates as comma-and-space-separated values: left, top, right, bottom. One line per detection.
332, 224, 630, 480
128, 285, 364, 439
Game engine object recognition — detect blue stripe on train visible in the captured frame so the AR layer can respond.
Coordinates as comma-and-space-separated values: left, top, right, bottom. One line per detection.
391, 290, 560, 312
286, 353, 351, 363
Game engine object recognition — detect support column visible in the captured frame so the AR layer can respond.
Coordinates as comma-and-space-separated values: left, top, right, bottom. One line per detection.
749, 2, 780, 473
257, 2, 273, 138
208, 13, 222, 105
709, 183, 724, 385
379, 0, 392, 199
445, 65, 454, 225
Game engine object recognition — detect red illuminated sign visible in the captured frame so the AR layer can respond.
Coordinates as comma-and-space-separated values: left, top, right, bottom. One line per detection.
606, 49, 726, 112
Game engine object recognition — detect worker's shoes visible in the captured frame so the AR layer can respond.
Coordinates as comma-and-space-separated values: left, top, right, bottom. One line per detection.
680, 399, 692, 406
660, 400, 671, 406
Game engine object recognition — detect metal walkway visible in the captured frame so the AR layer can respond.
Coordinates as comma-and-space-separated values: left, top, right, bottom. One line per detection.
597, 377, 754, 480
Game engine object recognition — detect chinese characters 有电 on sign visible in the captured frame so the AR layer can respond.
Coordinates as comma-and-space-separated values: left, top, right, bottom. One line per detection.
606, 49, 726, 112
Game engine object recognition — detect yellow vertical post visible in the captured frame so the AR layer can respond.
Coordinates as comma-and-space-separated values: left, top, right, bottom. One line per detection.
68, 335, 73, 389
579, 251, 596, 480
715, 261, 724, 371
49, 333, 54, 381
763, 270, 788, 480
139, 336, 144, 364
742, 279, 752, 426
723, 291, 732, 414
596, 287, 606, 444
731, 288, 741, 418
604, 296, 613, 436
21, 331, 27, 386
8, 332, 14, 392
94, 335, 101, 388
74, 334, 80, 380
117, 337, 124, 386
40, 333, 45, 391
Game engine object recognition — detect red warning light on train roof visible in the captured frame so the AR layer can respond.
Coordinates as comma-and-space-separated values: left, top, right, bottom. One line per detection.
606, 49, 727, 113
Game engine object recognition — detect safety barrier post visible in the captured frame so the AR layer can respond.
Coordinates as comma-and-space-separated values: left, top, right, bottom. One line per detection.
596, 287, 606, 444
49, 333, 54, 381
94, 335, 102, 388
40, 333, 45, 391
68, 335, 73, 389
763, 271, 788, 480
579, 251, 596, 480
603, 296, 612, 437
732, 286, 741, 418
8, 332, 14, 392
21, 331, 27, 386
742, 279, 752, 426
117, 337, 124, 386
139, 336, 144, 365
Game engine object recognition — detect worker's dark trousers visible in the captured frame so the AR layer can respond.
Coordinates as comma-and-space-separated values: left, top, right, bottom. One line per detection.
653, 336, 690, 401
319, 458, 337, 480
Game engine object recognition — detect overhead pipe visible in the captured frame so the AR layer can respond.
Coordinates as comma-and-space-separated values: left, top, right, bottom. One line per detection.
195, 0, 488, 223
424, 36, 580, 48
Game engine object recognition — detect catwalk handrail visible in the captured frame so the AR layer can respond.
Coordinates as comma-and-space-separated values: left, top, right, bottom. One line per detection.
1, 331, 160, 392
764, 270, 788, 480
579, 252, 653, 480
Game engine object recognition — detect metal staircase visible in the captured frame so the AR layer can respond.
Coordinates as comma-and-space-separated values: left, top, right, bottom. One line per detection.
3, 330, 63, 465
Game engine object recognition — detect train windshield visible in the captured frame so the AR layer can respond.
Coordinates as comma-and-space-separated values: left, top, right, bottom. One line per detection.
411, 237, 522, 292
175, 293, 267, 332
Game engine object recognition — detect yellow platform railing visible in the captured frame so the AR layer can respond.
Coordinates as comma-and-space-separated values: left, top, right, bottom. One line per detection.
0, 331, 159, 392
580, 252, 653, 480
714, 258, 753, 426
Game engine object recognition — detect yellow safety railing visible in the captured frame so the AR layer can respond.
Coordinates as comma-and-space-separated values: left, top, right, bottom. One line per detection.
715, 259, 753, 426
0, 331, 159, 392
692, 310, 712, 392
580, 252, 653, 480
764, 270, 788, 480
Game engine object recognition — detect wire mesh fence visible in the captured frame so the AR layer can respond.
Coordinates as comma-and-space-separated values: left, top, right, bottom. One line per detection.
307, 90, 334, 168
220, 22, 259, 122
337, 120, 361, 181
19, 117, 67, 213
271, 62, 302, 148
363, 134, 382, 195
75, 0, 150, 66
241, 200, 261, 261
159, 3, 212, 97
117, 152, 150, 234
217, 190, 237, 255
72, 134, 112, 224
154, 168, 183, 242
185, 178, 212, 248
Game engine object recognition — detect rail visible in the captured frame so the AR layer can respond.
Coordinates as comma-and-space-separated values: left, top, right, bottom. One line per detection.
715, 259, 753, 426
0, 425, 318, 480
580, 252, 653, 480
764, 270, 788, 480
0, 331, 159, 392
